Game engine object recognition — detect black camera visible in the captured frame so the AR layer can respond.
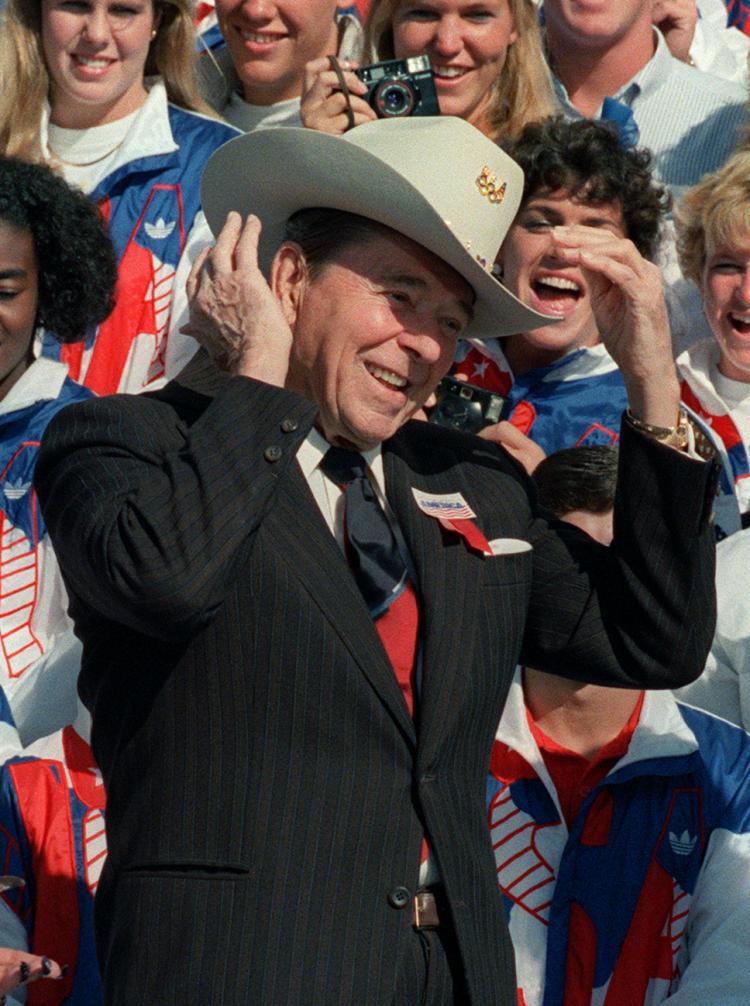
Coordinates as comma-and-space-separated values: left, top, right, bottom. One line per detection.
431, 377, 505, 435
356, 55, 440, 119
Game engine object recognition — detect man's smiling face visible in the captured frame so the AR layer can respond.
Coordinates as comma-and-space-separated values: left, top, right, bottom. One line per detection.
280, 229, 474, 449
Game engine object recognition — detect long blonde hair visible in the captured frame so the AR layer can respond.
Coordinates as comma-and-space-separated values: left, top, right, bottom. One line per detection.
0, 0, 214, 161
364, 0, 556, 146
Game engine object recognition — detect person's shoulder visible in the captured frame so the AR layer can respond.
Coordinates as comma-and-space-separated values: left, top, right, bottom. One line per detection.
392, 419, 529, 479
167, 103, 240, 152
663, 56, 747, 105
717, 527, 750, 571
676, 701, 750, 811
41, 385, 196, 453
60, 376, 95, 405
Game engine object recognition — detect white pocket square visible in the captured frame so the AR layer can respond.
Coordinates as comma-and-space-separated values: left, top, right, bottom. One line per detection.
487, 538, 533, 556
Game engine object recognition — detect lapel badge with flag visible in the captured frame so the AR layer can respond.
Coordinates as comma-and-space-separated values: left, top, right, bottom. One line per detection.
412, 488, 493, 556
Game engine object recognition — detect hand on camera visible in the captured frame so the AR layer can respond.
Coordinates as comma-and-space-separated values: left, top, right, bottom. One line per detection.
301, 57, 377, 135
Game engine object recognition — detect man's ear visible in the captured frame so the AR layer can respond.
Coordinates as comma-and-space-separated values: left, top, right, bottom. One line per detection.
271, 242, 308, 327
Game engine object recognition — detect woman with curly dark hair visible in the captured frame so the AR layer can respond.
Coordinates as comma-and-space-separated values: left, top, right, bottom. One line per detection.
0, 157, 116, 1002
0, 155, 115, 737
449, 116, 672, 461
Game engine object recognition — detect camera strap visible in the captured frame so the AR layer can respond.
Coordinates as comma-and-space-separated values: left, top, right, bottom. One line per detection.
328, 55, 356, 132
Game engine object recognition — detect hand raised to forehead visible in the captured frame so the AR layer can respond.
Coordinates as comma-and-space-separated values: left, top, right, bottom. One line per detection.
549, 224, 680, 426
183, 212, 292, 387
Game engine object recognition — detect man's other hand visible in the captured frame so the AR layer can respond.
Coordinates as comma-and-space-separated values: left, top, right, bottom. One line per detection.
479, 421, 547, 475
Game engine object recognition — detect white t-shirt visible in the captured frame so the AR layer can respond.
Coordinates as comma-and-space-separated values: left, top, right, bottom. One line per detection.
223, 92, 302, 131
47, 109, 139, 193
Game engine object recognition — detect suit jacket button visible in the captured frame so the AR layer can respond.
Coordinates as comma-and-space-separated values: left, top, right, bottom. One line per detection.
388, 886, 411, 909
280, 418, 298, 433
264, 446, 283, 462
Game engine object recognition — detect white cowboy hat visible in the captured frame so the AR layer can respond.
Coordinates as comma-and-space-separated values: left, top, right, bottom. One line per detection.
201, 116, 555, 339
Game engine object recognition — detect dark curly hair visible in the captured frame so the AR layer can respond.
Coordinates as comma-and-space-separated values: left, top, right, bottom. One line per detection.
0, 156, 117, 342
507, 117, 670, 262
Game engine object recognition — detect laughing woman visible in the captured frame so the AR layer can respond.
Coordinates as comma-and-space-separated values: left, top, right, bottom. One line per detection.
675, 150, 750, 540
0, 0, 237, 394
301, 0, 555, 145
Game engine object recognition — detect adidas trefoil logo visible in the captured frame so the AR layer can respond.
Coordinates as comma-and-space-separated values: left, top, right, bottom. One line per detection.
669, 830, 698, 856
144, 217, 176, 240
3, 479, 31, 500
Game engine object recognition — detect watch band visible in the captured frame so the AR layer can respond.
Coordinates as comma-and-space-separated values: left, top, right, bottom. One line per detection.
625, 408, 716, 460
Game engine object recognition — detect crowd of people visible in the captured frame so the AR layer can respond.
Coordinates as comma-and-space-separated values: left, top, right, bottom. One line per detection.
0, 0, 747, 1003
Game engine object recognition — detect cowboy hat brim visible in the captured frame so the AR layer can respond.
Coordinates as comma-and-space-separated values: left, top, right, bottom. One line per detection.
201, 120, 557, 340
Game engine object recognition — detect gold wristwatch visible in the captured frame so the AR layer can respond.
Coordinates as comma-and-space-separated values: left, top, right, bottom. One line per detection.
624, 408, 715, 459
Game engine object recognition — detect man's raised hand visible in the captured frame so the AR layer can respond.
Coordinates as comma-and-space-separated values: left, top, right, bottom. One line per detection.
549, 224, 680, 427
183, 212, 292, 387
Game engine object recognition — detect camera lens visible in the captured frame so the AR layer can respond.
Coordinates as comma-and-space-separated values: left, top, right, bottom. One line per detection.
374, 80, 415, 118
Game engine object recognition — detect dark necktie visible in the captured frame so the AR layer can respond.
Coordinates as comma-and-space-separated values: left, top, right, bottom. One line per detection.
600, 96, 640, 149
322, 449, 431, 865
321, 446, 419, 716
320, 447, 408, 619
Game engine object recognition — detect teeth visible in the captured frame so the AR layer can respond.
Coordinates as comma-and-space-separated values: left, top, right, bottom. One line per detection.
538, 276, 580, 293
367, 365, 407, 388
434, 67, 466, 78
730, 313, 750, 324
75, 56, 110, 68
240, 30, 279, 42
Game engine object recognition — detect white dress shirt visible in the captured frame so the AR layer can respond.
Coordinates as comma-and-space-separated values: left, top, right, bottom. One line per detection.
295, 427, 440, 887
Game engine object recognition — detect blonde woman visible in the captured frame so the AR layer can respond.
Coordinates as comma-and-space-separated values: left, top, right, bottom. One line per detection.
301, 0, 555, 145
0, 0, 237, 394
674, 149, 750, 540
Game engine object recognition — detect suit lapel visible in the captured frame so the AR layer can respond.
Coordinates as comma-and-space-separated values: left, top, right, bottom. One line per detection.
385, 432, 483, 761
265, 459, 417, 747
171, 358, 418, 744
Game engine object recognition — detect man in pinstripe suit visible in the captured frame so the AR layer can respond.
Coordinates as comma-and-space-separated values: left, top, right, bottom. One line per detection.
35, 118, 718, 1004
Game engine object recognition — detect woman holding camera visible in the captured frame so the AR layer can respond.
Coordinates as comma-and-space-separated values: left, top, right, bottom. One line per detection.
301, 0, 555, 144
0, 0, 237, 395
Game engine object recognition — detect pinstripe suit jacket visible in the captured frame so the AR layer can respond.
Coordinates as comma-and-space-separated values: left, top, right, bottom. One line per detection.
35, 351, 718, 1006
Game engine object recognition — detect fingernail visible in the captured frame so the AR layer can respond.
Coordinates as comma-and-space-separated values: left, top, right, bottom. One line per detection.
41, 956, 52, 977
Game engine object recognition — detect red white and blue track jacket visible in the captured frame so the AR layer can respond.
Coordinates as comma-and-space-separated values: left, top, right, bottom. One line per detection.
0, 711, 105, 1006
452, 339, 628, 456
0, 360, 91, 744
488, 673, 750, 1006
40, 82, 237, 395
677, 338, 748, 539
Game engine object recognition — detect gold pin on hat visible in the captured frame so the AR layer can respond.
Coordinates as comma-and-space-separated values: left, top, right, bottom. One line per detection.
476, 166, 507, 204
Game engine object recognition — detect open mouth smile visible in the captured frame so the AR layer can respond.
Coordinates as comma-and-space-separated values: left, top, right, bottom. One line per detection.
530, 275, 583, 314
238, 29, 285, 44
728, 311, 750, 335
72, 54, 114, 71
433, 66, 471, 81
365, 363, 409, 391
